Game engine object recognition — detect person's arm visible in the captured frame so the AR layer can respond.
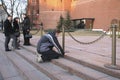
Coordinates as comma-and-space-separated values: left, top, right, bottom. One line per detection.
22, 18, 30, 31
4, 21, 9, 36
46, 34, 64, 55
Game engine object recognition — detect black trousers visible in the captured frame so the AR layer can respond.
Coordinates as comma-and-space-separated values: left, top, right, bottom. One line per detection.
40, 50, 61, 61
23, 30, 30, 45
5, 34, 17, 50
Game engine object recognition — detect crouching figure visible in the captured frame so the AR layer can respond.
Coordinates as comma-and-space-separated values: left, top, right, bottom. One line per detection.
36, 30, 64, 62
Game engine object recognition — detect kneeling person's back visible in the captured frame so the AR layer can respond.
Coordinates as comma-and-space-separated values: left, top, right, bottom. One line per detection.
37, 30, 64, 62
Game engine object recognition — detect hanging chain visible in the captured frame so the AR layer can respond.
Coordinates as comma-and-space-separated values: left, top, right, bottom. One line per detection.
66, 27, 110, 45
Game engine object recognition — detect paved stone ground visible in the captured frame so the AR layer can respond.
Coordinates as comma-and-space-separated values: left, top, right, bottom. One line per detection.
0, 32, 120, 79
30, 34, 120, 60
0, 32, 120, 66
28, 34, 120, 67
29, 34, 120, 75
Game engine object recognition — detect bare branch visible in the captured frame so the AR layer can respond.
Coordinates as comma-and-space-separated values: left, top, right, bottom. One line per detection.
1, 0, 10, 15
0, 0, 27, 18
16, 0, 20, 16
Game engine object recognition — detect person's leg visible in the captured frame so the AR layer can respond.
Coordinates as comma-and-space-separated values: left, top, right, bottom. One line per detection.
11, 35, 17, 49
5, 36, 10, 51
16, 37, 18, 48
23, 30, 27, 45
17, 37, 20, 48
17, 37, 20, 47
23, 31, 30, 45
15, 37, 20, 49
41, 53, 51, 61
41, 50, 60, 62
25, 37, 30, 45
26, 31, 30, 45
47, 50, 60, 59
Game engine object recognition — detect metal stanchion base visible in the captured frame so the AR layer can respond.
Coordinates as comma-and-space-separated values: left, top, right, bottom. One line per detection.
104, 64, 120, 70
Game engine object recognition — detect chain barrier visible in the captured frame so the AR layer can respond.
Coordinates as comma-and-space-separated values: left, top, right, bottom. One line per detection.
66, 27, 110, 45
30, 24, 42, 35
20, 24, 42, 35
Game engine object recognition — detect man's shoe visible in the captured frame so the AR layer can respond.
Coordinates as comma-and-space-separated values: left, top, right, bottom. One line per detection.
36, 56, 43, 63
5, 49, 11, 51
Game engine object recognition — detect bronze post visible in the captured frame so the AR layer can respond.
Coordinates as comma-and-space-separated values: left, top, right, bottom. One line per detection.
62, 25, 65, 52
40, 23, 43, 37
104, 19, 120, 70
111, 24, 117, 65
118, 20, 120, 38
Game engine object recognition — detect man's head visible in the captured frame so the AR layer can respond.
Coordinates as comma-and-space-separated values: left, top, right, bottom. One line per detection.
47, 29, 61, 37
7, 15, 12, 21
14, 17, 19, 22
22, 13, 27, 18
54, 29, 61, 37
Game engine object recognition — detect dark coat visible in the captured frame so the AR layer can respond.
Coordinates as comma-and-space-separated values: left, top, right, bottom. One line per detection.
22, 17, 30, 31
4, 19, 14, 36
13, 20, 20, 32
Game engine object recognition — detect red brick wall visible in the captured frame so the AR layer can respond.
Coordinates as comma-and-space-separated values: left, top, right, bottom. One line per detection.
71, 0, 120, 30
27, 0, 120, 31
27, 0, 40, 24
39, 0, 71, 30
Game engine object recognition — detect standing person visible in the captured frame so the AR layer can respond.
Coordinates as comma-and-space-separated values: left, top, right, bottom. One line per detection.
13, 17, 20, 49
22, 13, 31, 45
4, 15, 16, 51
37, 29, 64, 62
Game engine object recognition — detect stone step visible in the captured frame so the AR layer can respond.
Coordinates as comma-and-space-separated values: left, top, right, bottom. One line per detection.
7, 51, 51, 80
21, 44, 120, 79
0, 34, 51, 80
52, 58, 120, 80
0, 49, 25, 80
15, 48, 83, 80
64, 50, 120, 79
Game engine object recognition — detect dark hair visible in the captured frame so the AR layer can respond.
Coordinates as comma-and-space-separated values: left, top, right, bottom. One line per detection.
15, 17, 19, 19
8, 15, 12, 17
14, 17, 19, 22
23, 13, 27, 16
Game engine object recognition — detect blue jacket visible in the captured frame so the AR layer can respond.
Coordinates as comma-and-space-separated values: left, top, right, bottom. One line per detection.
37, 32, 64, 55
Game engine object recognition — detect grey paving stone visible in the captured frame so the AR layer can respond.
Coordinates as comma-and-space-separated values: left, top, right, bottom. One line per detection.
52, 58, 120, 80
15, 49, 83, 80
7, 52, 51, 80
0, 50, 24, 80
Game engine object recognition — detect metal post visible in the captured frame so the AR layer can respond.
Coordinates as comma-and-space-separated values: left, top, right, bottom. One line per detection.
40, 26, 43, 37
118, 20, 120, 38
111, 24, 117, 65
104, 24, 120, 70
62, 25, 65, 52
110, 28, 112, 37
40, 23, 43, 37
